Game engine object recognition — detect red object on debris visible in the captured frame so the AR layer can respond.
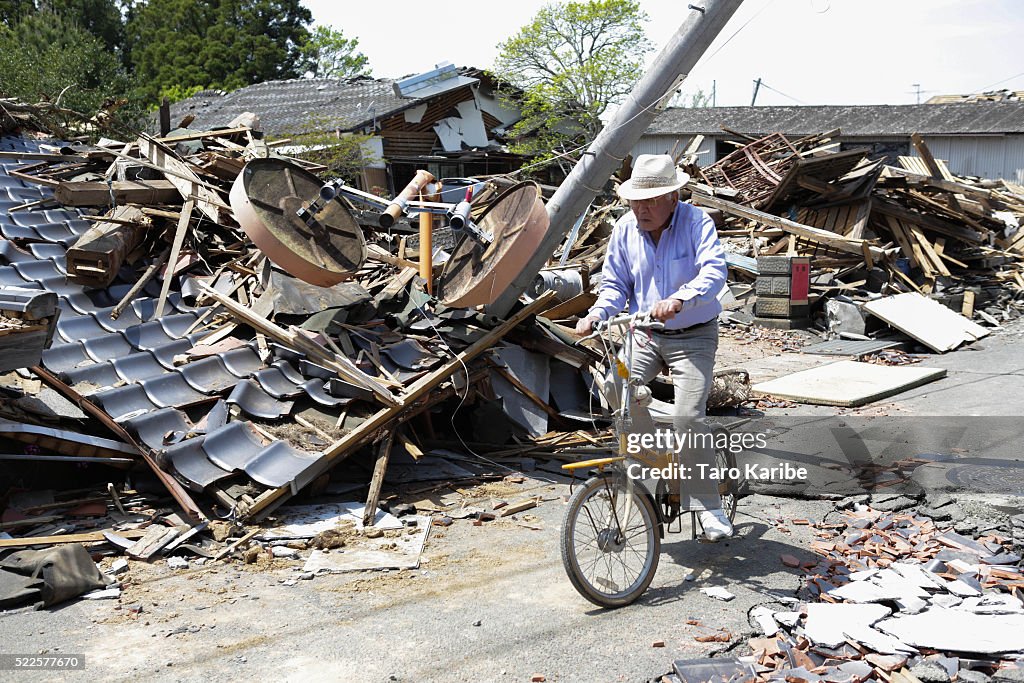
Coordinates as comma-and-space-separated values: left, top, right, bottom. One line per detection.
780, 554, 801, 568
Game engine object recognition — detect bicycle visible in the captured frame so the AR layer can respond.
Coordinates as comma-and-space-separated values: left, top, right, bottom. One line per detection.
560, 312, 741, 608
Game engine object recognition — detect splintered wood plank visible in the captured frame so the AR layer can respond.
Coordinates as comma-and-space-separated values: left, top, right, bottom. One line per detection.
848, 199, 871, 239
155, 200, 194, 319
363, 433, 395, 527
0, 529, 147, 548
692, 194, 886, 259
910, 133, 944, 180
891, 218, 930, 274
863, 292, 990, 352
907, 224, 951, 277
138, 136, 225, 223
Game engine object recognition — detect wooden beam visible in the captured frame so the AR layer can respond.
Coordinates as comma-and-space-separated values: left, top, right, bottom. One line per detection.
873, 198, 985, 244
908, 224, 951, 277
539, 292, 597, 320
691, 193, 888, 259
155, 200, 194, 319
213, 529, 259, 562
198, 282, 400, 405
245, 292, 555, 520
910, 133, 944, 179
29, 365, 204, 522
138, 136, 225, 223
363, 432, 395, 527
111, 247, 171, 319
155, 126, 252, 144
0, 528, 147, 549
55, 179, 181, 206
962, 290, 976, 317
8, 169, 58, 187
884, 216, 920, 268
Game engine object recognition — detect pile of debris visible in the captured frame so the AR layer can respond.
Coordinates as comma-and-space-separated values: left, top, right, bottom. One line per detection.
0, 108, 609, 589
663, 503, 1024, 683
545, 129, 1024, 353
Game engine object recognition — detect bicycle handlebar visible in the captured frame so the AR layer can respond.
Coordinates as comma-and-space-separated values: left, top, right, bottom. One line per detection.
578, 312, 664, 343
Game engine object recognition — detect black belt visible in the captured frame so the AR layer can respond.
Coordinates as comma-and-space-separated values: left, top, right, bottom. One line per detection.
655, 319, 716, 336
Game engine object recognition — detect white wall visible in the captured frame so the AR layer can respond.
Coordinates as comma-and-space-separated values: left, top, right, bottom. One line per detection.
919, 135, 1024, 183
631, 134, 716, 166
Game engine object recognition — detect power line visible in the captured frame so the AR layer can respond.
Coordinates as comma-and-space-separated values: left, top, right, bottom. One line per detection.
757, 81, 806, 105
698, 0, 780, 67
978, 71, 1024, 92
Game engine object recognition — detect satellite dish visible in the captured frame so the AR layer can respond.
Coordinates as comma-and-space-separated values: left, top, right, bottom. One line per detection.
230, 158, 365, 287
438, 181, 548, 308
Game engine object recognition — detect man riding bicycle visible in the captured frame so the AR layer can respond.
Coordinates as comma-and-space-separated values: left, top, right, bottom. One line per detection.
575, 154, 732, 540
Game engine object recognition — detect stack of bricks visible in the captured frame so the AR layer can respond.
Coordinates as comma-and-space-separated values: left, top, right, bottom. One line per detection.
754, 256, 810, 329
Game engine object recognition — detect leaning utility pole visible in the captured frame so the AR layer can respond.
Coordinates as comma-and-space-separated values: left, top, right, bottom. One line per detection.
487, 0, 746, 316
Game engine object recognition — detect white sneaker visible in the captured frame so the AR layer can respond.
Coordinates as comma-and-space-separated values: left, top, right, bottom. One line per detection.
699, 508, 733, 541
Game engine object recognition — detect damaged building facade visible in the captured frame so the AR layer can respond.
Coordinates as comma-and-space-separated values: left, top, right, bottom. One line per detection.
169, 63, 526, 194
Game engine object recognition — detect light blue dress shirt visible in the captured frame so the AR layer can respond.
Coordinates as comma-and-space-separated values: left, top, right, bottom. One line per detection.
589, 201, 727, 330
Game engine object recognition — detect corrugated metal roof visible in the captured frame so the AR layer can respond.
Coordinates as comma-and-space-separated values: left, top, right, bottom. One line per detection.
647, 102, 1024, 137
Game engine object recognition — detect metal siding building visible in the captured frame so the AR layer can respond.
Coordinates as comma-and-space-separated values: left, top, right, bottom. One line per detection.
922, 135, 1024, 183
636, 103, 1024, 182
631, 134, 716, 165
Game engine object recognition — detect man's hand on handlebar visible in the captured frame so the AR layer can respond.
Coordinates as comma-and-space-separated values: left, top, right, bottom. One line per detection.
651, 298, 683, 322
575, 315, 601, 336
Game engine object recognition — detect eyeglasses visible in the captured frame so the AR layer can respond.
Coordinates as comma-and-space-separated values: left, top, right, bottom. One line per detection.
628, 194, 674, 206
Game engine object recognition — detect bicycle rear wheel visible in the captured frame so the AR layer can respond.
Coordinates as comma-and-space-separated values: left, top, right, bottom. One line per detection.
560, 474, 660, 608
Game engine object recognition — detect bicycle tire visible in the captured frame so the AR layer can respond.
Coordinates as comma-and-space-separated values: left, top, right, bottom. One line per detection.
560, 474, 661, 608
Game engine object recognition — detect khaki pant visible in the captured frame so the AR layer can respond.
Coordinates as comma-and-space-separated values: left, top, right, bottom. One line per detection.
605, 321, 720, 511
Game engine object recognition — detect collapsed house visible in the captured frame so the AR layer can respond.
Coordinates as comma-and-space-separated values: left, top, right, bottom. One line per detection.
168, 62, 530, 193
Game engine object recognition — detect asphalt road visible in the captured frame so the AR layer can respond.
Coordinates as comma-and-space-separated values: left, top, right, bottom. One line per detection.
0, 491, 835, 683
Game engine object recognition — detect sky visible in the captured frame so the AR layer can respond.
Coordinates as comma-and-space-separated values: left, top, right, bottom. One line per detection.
300, 0, 1024, 108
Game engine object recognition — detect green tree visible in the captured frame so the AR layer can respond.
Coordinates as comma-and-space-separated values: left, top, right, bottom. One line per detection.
125, 0, 313, 104
1, 0, 124, 54
493, 0, 652, 163
670, 86, 713, 109
39, 0, 124, 52
278, 126, 373, 183
301, 25, 370, 79
0, 0, 34, 25
0, 10, 140, 131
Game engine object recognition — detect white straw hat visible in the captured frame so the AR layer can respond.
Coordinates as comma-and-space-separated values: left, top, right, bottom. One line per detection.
617, 154, 690, 201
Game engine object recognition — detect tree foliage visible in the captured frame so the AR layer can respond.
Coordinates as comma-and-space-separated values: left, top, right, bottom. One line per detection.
0, 10, 140, 128
0, 0, 123, 52
0, 0, 34, 25
278, 116, 373, 183
125, 0, 313, 104
493, 0, 652, 162
670, 87, 713, 109
301, 25, 370, 79
40, 0, 124, 52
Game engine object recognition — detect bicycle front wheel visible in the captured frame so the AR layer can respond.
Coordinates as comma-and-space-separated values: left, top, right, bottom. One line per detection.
560, 474, 661, 608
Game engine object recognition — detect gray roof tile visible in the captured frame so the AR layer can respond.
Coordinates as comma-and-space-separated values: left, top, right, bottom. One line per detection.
168, 77, 416, 136
648, 102, 1024, 137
